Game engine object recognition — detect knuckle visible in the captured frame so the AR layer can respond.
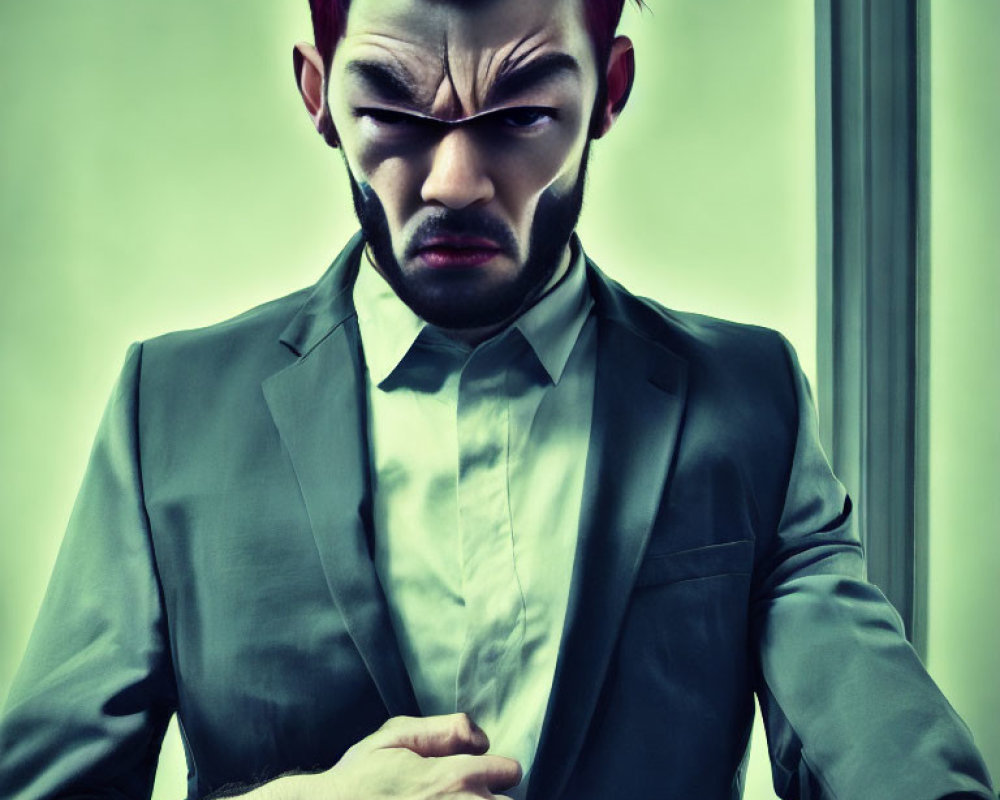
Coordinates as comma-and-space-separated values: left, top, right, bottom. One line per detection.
381, 714, 412, 731
343, 740, 362, 756
450, 712, 476, 742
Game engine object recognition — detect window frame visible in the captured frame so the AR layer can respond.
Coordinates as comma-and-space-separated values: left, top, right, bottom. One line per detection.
814, 0, 929, 655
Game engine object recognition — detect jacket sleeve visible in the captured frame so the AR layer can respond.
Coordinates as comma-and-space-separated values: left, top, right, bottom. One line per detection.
750, 337, 995, 800
0, 343, 176, 800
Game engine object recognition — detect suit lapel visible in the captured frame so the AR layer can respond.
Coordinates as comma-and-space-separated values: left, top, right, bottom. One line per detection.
262, 234, 419, 718
528, 268, 689, 800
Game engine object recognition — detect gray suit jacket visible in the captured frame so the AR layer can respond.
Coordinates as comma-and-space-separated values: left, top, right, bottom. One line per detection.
0, 233, 994, 799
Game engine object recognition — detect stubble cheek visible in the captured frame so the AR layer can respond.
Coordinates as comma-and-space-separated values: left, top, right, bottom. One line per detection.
503, 139, 588, 250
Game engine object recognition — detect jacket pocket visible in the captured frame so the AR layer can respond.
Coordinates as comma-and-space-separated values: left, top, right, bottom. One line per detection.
634, 539, 753, 588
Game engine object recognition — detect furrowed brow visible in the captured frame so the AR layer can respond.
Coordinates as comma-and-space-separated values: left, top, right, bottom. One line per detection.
346, 59, 425, 108
486, 53, 582, 107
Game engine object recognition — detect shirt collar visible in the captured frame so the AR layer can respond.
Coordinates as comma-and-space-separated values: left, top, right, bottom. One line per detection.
354, 253, 428, 387
512, 238, 592, 384
354, 237, 593, 387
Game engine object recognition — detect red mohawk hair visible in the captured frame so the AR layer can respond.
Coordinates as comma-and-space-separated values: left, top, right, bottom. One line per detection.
305, 0, 644, 69
307, 0, 350, 69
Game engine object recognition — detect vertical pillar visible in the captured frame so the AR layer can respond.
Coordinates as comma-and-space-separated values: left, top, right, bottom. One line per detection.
814, 0, 926, 654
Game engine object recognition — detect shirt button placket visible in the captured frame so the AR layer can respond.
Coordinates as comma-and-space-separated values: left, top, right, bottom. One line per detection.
455, 344, 525, 724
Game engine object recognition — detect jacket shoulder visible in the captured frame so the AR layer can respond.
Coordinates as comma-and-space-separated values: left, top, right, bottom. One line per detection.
590, 266, 799, 386
127, 283, 330, 447
141, 285, 312, 369
139, 233, 364, 376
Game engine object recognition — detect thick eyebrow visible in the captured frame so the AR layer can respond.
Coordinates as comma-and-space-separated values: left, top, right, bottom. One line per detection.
485, 52, 582, 107
344, 51, 582, 116
345, 59, 427, 109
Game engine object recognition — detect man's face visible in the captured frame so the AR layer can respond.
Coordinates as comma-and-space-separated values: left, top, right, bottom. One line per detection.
326, 0, 602, 329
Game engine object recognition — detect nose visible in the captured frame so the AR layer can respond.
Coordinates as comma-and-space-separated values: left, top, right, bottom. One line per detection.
420, 128, 495, 209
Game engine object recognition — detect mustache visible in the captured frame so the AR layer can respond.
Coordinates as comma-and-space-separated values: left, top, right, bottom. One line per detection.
405, 210, 518, 260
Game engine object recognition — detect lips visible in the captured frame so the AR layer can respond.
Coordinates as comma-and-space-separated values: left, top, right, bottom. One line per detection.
415, 236, 504, 270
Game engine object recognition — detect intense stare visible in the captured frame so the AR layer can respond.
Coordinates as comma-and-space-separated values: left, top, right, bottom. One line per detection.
296, 0, 633, 335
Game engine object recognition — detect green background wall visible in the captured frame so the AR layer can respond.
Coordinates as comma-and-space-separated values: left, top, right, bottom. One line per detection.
925, 0, 1000, 784
19, 2, 1000, 798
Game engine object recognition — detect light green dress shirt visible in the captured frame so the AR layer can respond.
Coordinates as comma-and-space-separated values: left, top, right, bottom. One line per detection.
353, 242, 596, 798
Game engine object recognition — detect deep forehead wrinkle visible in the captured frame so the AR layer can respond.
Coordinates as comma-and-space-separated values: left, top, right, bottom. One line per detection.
496, 30, 550, 78
471, 27, 564, 106
440, 32, 464, 118
485, 52, 582, 107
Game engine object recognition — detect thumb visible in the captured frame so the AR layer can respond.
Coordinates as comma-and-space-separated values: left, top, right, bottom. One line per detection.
374, 713, 491, 757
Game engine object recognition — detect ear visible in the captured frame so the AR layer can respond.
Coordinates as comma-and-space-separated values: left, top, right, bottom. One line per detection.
293, 42, 340, 147
594, 36, 635, 139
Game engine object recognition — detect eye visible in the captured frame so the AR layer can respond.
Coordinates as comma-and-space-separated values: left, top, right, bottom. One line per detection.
498, 107, 556, 130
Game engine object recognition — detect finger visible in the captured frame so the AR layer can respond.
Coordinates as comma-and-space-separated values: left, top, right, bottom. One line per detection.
479, 755, 523, 793
438, 753, 523, 793
373, 713, 491, 757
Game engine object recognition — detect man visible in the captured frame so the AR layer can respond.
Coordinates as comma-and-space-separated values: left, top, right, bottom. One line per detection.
0, 0, 994, 798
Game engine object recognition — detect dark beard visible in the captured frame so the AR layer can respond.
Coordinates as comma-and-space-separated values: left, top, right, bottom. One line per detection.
345, 145, 590, 331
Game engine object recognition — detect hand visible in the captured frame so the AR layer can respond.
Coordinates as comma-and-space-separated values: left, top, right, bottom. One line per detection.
269, 713, 522, 800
